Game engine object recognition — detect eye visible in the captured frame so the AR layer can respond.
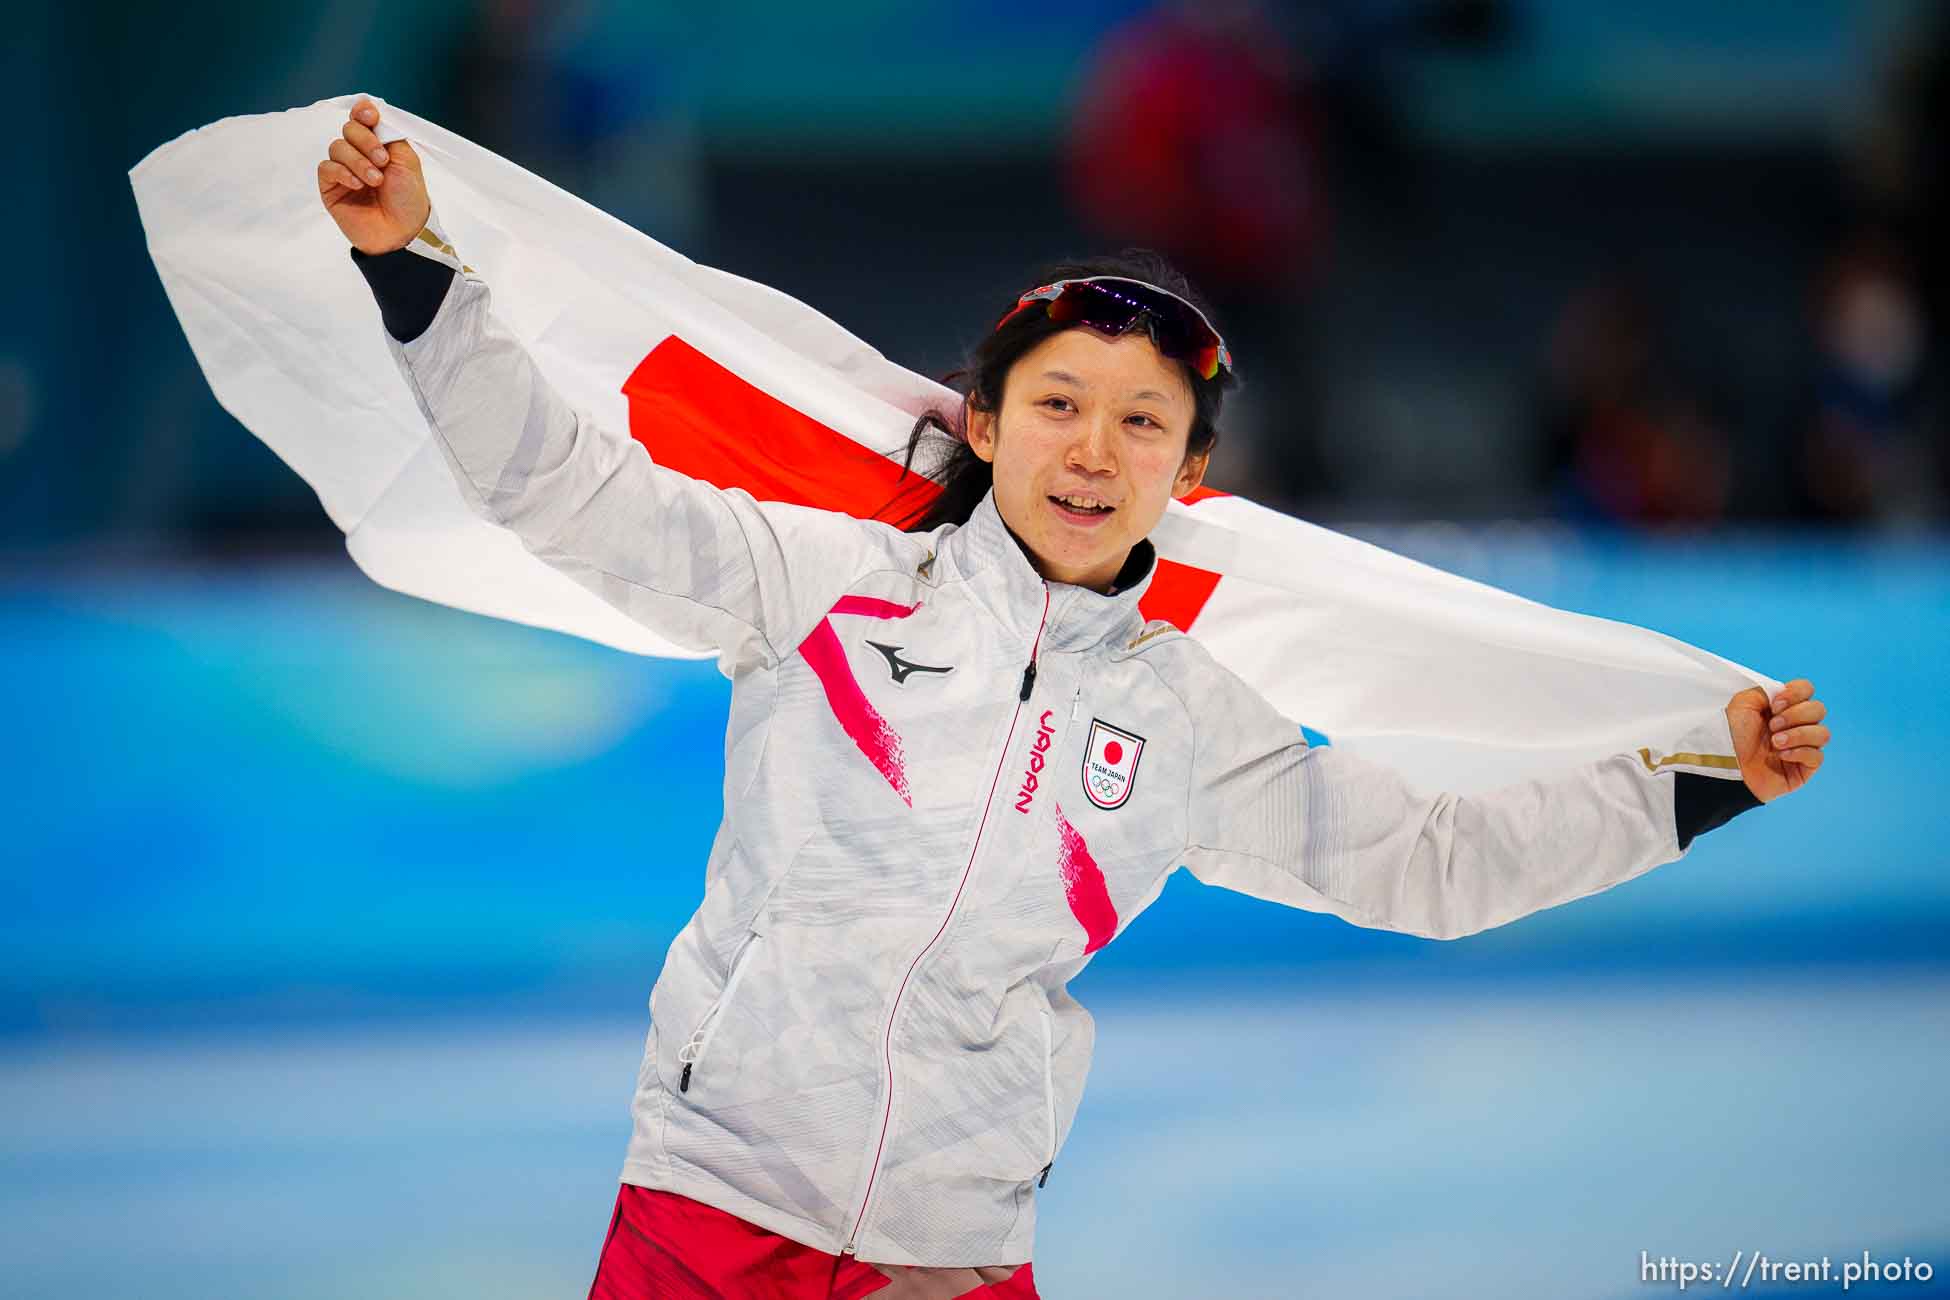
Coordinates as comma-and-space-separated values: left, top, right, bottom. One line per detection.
1126, 413, 1162, 430
1040, 396, 1076, 413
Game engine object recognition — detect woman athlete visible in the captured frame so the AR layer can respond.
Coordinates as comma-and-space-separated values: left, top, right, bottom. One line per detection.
319, 97, 1832, 1299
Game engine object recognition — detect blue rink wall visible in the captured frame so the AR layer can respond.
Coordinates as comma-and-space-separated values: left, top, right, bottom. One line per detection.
2, 532, 1946, 1299
5, 531, 1943, 1020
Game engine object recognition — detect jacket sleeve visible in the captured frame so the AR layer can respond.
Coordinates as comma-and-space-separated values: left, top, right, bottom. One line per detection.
348, 208, 882, 675
1177, 652, 1761, 940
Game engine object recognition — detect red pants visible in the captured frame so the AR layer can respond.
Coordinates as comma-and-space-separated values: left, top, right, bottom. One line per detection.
586, 1184, 1041, 1300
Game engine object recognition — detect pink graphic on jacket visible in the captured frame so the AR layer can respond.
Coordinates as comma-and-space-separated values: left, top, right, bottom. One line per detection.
797, 596, 922, 806
1052, 804, 1117, 953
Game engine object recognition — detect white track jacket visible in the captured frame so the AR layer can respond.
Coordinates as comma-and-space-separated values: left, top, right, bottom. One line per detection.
356, 234, 1759, 1268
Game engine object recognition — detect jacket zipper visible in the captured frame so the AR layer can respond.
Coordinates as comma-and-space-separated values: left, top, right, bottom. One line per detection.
678, 931, 762, 1093
1037, 1005, 1056, 1188
842, 584, 1051, 1255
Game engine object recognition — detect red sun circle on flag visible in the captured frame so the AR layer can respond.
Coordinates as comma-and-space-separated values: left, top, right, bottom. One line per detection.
1103, 740, 1123, 765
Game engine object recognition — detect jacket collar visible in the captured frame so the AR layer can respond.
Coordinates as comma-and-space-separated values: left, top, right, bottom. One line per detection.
937, 488, 1157, 652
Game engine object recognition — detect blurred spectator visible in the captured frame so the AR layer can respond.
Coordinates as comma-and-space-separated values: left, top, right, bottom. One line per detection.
1858, 6, 1950, 518
1062, 0, 1514, 511
1063, 0, 1329, 500
1862, 8, 1947, 341
440, 0, 703, 248
1789, 237, 1936, 526
1065, 2, 1325, 291
442, 0, 558, 171
1535, 274, 1732, 528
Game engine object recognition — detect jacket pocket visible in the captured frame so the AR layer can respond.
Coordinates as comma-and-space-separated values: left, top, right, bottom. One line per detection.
677, 931, 763, 1094
1036, 1005, 1056, 1188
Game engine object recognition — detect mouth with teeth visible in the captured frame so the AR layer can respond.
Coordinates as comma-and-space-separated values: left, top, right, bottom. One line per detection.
1048, 492, 1117, 524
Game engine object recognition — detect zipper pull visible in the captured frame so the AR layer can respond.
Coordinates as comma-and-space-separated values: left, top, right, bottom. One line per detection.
1070, 684, 1082, 721
1038, 1162, 1052, 1188
1018, 658, 1037, 702
677, 1025, 707, 1093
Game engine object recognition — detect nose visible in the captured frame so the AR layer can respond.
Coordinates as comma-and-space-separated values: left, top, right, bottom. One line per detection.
1065, 414, 1118, 476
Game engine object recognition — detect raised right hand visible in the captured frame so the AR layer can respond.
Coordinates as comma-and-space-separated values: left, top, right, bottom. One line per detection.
318, 97, 432, 255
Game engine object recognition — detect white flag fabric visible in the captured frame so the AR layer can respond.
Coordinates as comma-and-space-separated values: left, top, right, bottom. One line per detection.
129, 92, 1777, 795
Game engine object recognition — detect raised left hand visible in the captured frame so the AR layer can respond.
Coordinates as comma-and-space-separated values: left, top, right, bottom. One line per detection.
1727, 678, 1829, 802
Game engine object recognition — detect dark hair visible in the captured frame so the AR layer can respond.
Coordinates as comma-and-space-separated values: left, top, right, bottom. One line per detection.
887, 249, 1236, 532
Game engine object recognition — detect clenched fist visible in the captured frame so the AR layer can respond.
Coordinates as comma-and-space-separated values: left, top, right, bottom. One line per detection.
1727, 677, 1830, 802
318, 97, 431, 255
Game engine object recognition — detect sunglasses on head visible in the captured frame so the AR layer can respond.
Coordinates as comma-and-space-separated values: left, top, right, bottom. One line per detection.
994, 276, 1235, 381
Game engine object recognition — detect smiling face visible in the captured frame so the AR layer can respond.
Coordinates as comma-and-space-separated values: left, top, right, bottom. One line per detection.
965, 327, 1209, 592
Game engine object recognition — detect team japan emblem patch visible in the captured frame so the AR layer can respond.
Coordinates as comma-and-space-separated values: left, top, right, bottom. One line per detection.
1082, 719, 1145, 810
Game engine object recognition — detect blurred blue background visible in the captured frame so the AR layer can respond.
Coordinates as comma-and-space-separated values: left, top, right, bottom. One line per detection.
12, 1, 1949, 1296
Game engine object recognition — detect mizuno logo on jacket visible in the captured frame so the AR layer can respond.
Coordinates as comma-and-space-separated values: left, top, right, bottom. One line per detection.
865, 640, 954, 684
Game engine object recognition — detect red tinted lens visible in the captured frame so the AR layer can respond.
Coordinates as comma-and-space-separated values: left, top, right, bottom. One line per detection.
1044, 285, 1144, 334
1001, 279, 1232, 379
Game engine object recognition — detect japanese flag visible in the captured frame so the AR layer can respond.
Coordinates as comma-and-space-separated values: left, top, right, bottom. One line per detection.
129, 93, 1779, 797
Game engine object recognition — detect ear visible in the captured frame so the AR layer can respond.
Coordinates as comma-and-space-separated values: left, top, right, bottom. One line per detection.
1172, 448, 1209, 498
966, 403, 998, 464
